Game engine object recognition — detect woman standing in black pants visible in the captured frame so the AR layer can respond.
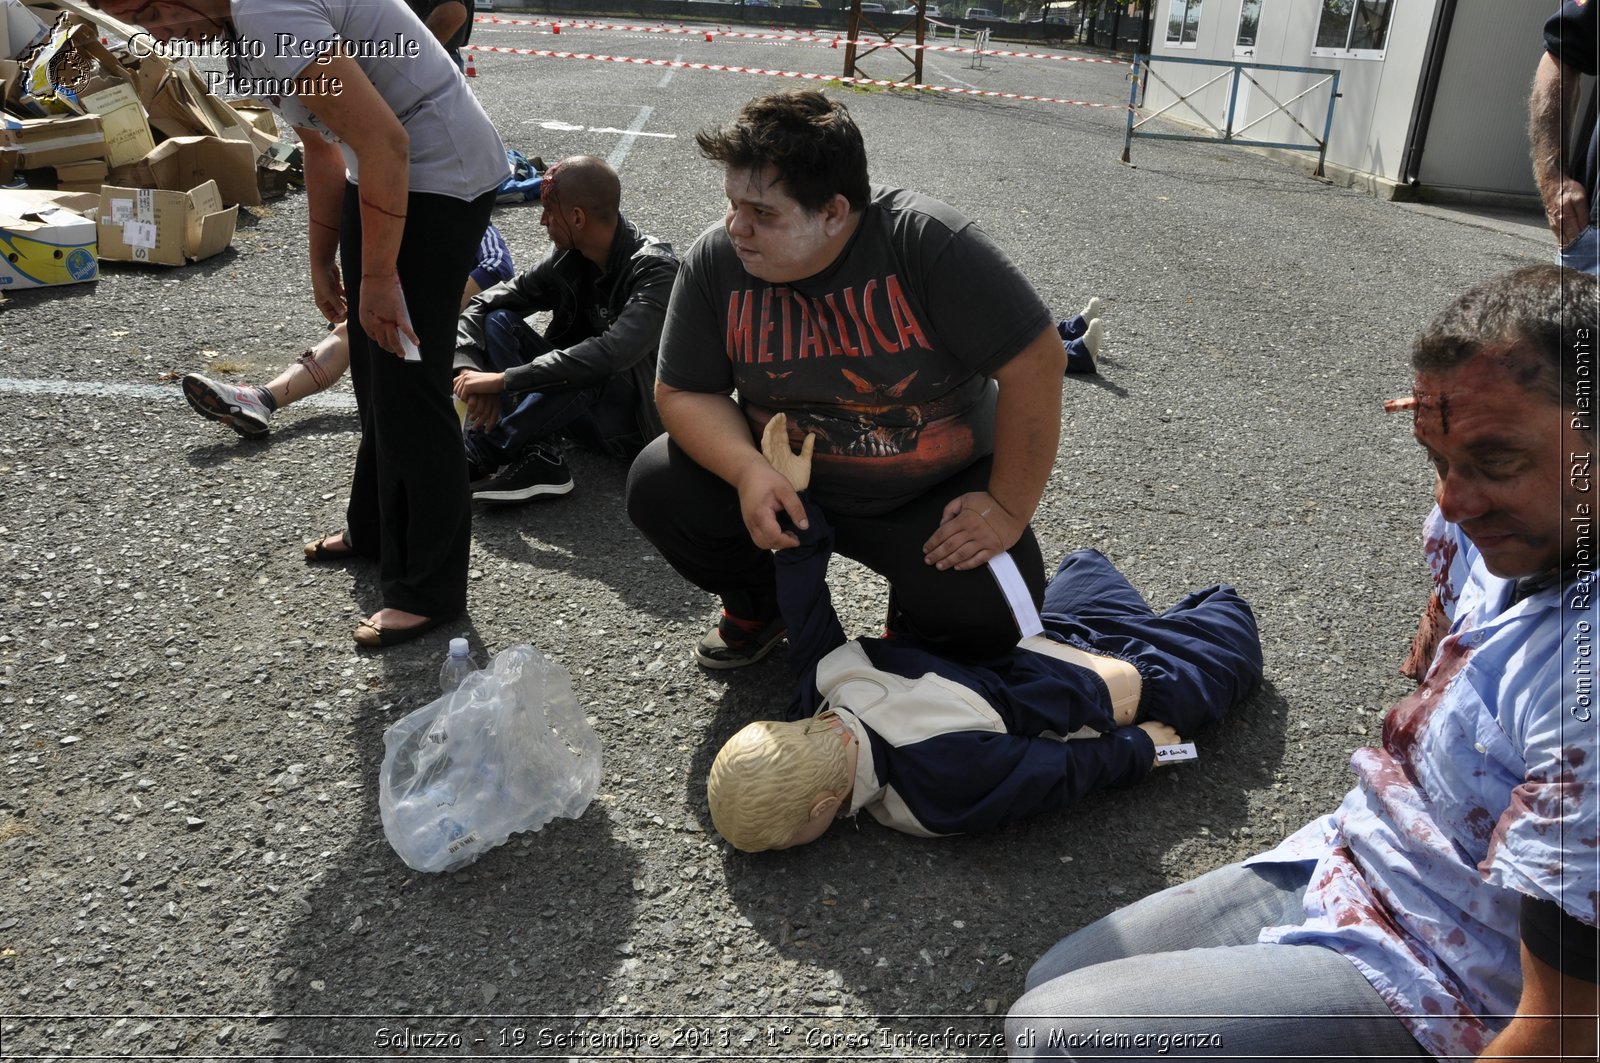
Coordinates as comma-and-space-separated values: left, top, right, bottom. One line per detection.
99, 0, 509, 646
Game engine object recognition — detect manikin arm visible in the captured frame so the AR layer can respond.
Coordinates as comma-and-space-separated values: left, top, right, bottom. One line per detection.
762, 415, 846, 700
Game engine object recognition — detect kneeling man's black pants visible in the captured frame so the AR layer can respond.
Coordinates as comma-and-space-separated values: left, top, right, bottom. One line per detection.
625, 434, 1045, 659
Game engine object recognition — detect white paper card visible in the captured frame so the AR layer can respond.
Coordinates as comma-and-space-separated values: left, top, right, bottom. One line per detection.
393, 276, 421, 362
109, 198, 133, 223
120, 219, 157, 249
988, 552, 1043, 639
1155, 742, 1198, 763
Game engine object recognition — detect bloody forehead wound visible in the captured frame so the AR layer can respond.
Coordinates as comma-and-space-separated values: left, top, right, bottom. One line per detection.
1381, 392, 1448, 434
1381, 389, 1443, 426
1384, 344, 1530, 429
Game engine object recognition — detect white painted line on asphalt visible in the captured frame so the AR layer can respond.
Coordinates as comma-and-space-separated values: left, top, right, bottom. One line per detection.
658, 53, 681, 87
926, 55, 983, 90
607, 105, 656, 170
537, 118, 675, 139
0, 376, 357, 410
591, 122, 671, 138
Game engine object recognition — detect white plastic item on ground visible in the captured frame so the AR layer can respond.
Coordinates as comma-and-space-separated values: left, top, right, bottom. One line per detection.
379, 644, 603, 873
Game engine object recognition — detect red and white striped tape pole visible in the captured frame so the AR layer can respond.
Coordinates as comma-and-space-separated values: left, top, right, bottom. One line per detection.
474, 14, 1124, 64
470, 43, 1119, 107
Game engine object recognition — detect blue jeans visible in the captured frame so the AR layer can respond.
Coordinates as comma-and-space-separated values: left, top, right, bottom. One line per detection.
464, 309, 640, 469
1559, 224, 1600, 275
1006, 862, 1428, 1061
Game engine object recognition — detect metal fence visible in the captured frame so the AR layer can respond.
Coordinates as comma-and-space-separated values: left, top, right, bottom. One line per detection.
1121, 54, 1341, 177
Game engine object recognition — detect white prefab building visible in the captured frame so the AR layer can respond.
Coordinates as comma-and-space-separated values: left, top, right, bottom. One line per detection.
1137, 0, 1558, 202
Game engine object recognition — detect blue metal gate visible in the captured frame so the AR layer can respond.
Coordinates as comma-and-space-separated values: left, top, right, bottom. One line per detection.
1122, 54, 1342, 178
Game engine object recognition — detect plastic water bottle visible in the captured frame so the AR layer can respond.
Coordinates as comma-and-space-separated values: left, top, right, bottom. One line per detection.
402, 782, 483, 871
439, 638, 476, 694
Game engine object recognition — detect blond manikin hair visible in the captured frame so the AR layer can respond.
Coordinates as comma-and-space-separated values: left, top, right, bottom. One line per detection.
707, 715, 852, 852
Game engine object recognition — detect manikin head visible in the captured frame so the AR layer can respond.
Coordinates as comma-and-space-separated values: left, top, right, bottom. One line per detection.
695, 91, 871, 284
707, 712, 856, 852
1407, 265, 1597, 580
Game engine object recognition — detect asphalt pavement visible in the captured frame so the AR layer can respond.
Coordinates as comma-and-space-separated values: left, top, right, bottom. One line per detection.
0, 17, 1554, 1060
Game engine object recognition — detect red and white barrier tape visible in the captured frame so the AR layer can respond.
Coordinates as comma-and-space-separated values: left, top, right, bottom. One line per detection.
471, 43, 1117, 106
474, 14, 1123, 63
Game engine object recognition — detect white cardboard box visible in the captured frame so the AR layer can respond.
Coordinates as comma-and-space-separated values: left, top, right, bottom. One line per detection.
0, 187, 98, 289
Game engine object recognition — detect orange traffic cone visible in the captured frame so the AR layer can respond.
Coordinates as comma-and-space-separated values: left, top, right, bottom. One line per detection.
463, 50, 478, 76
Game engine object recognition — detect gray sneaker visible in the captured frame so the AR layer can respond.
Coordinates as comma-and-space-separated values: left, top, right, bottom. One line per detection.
182, 373, 272, 439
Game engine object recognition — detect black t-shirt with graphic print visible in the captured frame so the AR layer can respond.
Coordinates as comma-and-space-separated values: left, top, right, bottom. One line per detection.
658, 186, 1053, 515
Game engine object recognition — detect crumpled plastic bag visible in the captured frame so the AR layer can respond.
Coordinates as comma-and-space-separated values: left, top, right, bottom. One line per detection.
379, 644, 602, 873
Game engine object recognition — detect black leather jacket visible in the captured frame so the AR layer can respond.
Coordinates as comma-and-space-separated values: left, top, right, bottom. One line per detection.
454, 215, 679, 445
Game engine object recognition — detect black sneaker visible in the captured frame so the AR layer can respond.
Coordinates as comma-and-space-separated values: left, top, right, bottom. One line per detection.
694, 610, 787, 670
470, 444, 574, 503
466, 454, 496, 487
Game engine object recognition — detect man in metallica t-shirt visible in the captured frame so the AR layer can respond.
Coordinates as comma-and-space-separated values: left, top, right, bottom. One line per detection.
626, 90, 1067, 669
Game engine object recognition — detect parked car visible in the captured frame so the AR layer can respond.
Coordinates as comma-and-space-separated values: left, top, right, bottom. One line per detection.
893, 4, 942, 14
965, 6, 1001, 19
860, 2, 887, 11
478, 0, 494, 10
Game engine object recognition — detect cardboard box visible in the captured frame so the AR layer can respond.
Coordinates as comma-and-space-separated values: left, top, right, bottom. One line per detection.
17, 13, 135, 116
125, 50, 271, 155
0, 113, 105, 167
96, 179, 235, 265
227, 98, 279, 139
107, 134, 259, 207
0, 186, 98, 289
1, 0, 47, 61
255, 137, 300, 200
0, 57, 20, 111
81, 80, 153, 167
52, 155, 107, 191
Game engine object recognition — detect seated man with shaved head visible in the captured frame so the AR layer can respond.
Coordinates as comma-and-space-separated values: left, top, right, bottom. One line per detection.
452, 155, 680, 504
